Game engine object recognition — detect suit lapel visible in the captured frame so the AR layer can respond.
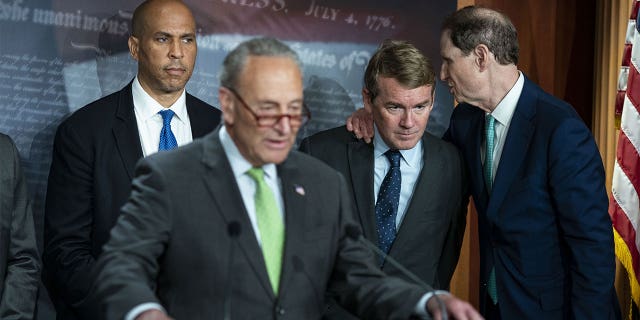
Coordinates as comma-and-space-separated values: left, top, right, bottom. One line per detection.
487, 80, 536, 218
112, 82, 143, 180
347, 141, 378, 241
466, 109, 488, 212
200, 131, 274, 298
186, 94, 218, 138
391, 134, 442, 252
276, 160, 309, 297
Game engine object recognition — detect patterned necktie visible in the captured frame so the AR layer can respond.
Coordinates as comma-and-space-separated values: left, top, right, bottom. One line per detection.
375, 150, 402, 263
484, 114, 496, 192
484, 114, 499, 304
158, 109, 178, 151
246, 167, 285, 294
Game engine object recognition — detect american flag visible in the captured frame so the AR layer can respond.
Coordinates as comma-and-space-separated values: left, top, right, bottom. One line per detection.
610, 0, 640, 310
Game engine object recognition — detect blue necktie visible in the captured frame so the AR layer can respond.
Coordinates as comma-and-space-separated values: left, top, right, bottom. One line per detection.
158, 109, 178, 151
375, 150, 402, 264
485, 114, 498, 304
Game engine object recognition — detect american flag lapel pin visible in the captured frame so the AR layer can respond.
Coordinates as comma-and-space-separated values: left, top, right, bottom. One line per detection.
294, 184, 305, 196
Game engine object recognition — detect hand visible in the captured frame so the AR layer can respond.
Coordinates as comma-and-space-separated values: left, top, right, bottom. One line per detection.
426, 294, 483, 320
345, 107, 374, 143
136, 309, 173, 320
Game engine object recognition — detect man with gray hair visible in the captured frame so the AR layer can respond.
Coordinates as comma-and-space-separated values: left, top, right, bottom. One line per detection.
93, 37, 481, 320
348, 6, 620, 320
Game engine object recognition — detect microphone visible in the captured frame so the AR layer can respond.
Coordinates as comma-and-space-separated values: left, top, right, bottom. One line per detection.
345, 225, 448, 320
224, 221, 242, 320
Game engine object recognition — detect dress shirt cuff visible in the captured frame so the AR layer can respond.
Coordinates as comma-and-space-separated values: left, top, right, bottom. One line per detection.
125, 302, 166, 320
414, 290, 451, 317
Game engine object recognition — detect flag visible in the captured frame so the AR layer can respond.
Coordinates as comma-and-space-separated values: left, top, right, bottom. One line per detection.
610, 0, 640, 312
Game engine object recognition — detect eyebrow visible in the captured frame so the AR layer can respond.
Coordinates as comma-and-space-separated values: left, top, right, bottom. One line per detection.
385, 98, 433, 108
154, 31, 196, 38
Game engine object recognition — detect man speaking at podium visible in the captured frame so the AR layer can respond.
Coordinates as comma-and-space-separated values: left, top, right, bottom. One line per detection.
92, 37, 481, 320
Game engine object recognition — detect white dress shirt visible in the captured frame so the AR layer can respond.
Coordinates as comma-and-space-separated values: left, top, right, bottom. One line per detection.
372, 124, 423, 229
219, 126, 285, 243
132, 77, 193, 157
484, 71, 525, 182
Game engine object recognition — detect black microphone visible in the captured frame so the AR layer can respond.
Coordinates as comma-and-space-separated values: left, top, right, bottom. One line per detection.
224, 221, 242, 320
345, 225, 448, 320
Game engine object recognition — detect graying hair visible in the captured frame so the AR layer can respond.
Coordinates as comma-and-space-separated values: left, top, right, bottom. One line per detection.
442, 6, 519, 65
220, 37, 302, 89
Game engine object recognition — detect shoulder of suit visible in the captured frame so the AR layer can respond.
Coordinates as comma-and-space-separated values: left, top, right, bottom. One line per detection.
57, 88, 126, 133
301, 125, 357, 147
287, 150, 342, 174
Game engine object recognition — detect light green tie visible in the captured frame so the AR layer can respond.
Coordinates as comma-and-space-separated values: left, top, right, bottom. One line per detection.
247, 167, 285, 294
485, 114, 498, 305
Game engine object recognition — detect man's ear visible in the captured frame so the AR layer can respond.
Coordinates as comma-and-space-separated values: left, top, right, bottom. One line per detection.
473, 44, 491, 71
128, 36, 140, 61
219, 87, 235, 125
362, 88, 374, 112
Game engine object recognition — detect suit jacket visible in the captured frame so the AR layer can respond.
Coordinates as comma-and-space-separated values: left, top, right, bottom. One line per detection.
93, 128, 427, 320
43, 82, 221, 319
300, 126, 468, 319
444, 76, 619, 319
0, 134, 41, 319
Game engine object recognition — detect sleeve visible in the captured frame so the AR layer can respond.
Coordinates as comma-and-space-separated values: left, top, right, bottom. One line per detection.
43, 121, 97, 307
0, 136, 41, 319
548, 117, 617, 319
93, 158, 172, 320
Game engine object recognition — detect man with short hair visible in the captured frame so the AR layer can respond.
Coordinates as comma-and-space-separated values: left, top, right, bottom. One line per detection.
43, 1, 221, 318
348, 6, 620, 320
92, 37, 481, 320
300, 39, 468, 319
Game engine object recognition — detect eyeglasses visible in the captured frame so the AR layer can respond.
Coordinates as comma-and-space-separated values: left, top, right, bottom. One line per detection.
224, 87, 311, 128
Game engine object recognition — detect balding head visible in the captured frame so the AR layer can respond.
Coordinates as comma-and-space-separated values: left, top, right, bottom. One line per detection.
442, 5, 519, 65
128, 0, 197, 106
131, 0, 194, 38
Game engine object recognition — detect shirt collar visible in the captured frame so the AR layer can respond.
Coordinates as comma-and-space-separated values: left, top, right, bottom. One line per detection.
132, 76, 188, 123
219, 126, 277, 181
372, 124, 422, 168
489, 71, 525, 125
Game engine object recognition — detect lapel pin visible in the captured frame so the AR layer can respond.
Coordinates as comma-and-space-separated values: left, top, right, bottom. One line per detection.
294, 184, 305, 196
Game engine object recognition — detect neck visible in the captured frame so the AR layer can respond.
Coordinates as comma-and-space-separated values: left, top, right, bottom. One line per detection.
479, 66, 519, 113
138, 78, 184, 108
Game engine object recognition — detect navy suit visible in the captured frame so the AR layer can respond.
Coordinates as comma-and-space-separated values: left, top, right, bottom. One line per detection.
445, 76, 619, 319
43, 82, 221, 319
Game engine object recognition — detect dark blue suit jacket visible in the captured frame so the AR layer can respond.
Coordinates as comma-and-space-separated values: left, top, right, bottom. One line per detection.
43, 82, 221, 319
445, 76, 619, 319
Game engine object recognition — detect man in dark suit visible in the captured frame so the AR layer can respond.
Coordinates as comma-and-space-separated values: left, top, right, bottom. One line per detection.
440, 7, 619, 319
348, 6, 620, 320
0, 133, 40, 319
92, 37, 481, 320
300, 40, 468, 319
43, 1, 221, 318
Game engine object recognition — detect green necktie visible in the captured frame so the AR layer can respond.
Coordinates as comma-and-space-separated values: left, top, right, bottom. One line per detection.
247, 167, 285, 294
485, 114, 498, 304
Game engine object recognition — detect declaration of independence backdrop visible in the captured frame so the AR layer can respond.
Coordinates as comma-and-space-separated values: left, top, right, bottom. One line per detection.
1, 0, 455, 317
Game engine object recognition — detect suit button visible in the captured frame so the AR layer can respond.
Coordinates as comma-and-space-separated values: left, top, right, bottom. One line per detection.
275, 306, 285, 315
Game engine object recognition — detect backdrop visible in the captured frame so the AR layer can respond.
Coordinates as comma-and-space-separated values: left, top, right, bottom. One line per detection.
0, 0, 455, 317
